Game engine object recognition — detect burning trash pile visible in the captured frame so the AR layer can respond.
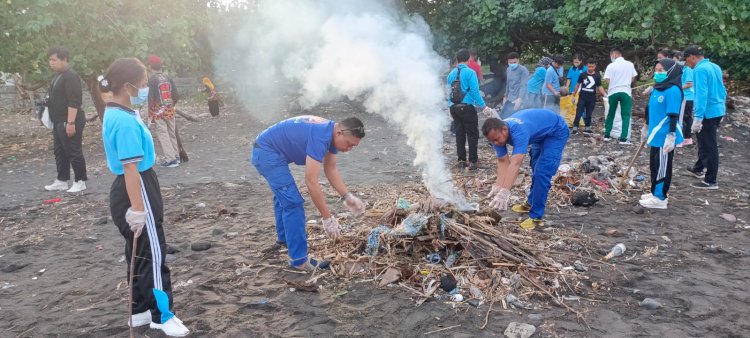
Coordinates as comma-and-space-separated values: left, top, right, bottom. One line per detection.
309, 183, 617, 320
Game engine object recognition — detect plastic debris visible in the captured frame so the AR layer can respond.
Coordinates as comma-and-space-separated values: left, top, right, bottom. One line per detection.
391, 213, 428, 236
426, 253, 441, 264
365, 225, 391, 256
43, 197, 62, 205
604, 243, 626, 261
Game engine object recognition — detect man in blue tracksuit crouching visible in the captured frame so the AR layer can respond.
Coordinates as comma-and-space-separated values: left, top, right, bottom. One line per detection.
482, 109, 569, 230
251, 115, 366, 271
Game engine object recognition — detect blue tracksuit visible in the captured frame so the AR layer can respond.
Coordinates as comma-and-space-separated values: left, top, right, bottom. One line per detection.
251, 116, 338, 266
446, 64, 486, 108
494, 109, 569, 219
692, 59, 726, 121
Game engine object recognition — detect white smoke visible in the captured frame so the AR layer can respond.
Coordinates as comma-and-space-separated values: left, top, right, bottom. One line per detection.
217, 0, 469, 205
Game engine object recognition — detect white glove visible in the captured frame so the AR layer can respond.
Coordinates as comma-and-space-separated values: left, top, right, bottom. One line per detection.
486, 184, 502, 199
125, 208, 148, 238
691, 119, 703, 134
513, 98, 522, 110
488, 188, 511, 211
322, 216, 341, 240
482, 106, 497, 118
640, 125, 648, 144
642, 86, 653, 96
343, 193, 365, 217
570, 96, 576, 104
663, 132, 676, 153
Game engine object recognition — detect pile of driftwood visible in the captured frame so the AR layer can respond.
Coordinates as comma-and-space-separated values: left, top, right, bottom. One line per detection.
310, 183, 614, 324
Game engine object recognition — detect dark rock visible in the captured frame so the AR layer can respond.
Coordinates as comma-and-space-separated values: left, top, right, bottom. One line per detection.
211, 228, 224, 236
440, 274, 457, 292
640, 298, 663, 310
632, 206, 645, 214
571, 191, 597, 207
191, 241, 212, 252
92, 216, 108, 226
1, 263, 29, 273
165, 254, 177, 263
527, 314, 544, 325
166, 245, 180, 254
467, 299, 480, 307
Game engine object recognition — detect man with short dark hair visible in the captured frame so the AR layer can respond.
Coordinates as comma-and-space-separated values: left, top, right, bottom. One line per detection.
483, 109, 569, 230
683, 46, 726, 189
447, 49, 491, 171
501, 52, 529, 118
251, 116, 366, 271
44, 47, 88, 193
603, 47, 638, 144
542, 56, 565, 112
147, 54, 181, 168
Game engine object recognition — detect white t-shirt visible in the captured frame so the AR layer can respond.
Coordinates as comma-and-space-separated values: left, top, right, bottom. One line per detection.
604, 57, 638, 96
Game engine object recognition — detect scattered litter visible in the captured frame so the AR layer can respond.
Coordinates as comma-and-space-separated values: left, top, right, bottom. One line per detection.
604, 243, 626, 261
639, 298, 663, 309
720, 136, 738, 143
720, 214, 737, 223
43, 197, 62, 205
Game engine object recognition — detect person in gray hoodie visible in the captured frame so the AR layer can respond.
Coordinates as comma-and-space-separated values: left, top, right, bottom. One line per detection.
500, 52, 529, 118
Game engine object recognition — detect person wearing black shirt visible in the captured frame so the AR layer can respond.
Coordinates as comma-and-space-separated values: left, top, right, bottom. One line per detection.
44, 47, 88, 193
571, 59, 607, 135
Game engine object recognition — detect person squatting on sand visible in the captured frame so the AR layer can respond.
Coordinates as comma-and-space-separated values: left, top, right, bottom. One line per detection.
99, 58, 189, 337
639, 58, 684, 209
251, 116, 367, 271
483, 109, 570, 230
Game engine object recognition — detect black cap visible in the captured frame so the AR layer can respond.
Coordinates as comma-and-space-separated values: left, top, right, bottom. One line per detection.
683, 45, 704, 57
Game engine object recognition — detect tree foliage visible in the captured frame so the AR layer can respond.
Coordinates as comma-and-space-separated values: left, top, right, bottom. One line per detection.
406, 0, 750, 81
0, 0, 214, 115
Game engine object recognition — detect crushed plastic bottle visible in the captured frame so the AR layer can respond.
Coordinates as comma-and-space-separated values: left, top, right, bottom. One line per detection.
604, 243, 626, 261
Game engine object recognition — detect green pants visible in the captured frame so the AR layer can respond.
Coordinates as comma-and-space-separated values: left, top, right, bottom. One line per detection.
604, 92, 632, 141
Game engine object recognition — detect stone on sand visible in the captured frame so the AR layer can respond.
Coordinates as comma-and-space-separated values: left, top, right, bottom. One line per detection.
92, 216, 108, 226
191, 241, 212, 252
527, 314, 544, 326
720, 214, 737, 223
504, 322, 536, 338
639, 298, 663, 310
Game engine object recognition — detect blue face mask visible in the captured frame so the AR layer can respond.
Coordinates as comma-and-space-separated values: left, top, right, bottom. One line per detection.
654, 72, 667, 83
129, 85, 149, 105
508, 63, 519, 70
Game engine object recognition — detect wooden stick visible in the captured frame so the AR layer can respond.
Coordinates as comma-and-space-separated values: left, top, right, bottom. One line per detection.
424, 324, 461, 335
128, 233, 138, 338
622, 140, 646, 179
480, 301, 495, 329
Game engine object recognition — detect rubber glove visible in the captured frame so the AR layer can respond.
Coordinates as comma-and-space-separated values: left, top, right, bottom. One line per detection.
488, 188, 511, 211
322, 216, 341, 240
343, 193, 365, 217
663, 132, 676, 153
691, 119, 703, 134
125, 208, 147, 238
486, 185, 502, 199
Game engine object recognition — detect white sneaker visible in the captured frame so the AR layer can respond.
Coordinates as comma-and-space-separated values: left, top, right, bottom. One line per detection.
129, 310, 151, 327
44, 179, 68, 191
639, 196, 668, 209
640, 193, 653, 200
150, 316, 189, 337
66, 180, 86, 193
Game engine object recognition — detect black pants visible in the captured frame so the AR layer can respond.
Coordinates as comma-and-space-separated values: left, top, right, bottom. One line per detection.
649, 146, 674, 199
110, 168, 175, 324
450, 104, 479, 163
52, 115, 87, 181
573, 96, 596, 128
682, 100, 694, 139
693, 116, 722, 184
208, 99, 220, 116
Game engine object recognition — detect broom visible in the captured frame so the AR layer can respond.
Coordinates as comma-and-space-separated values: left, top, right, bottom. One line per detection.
128, 233, 139, 338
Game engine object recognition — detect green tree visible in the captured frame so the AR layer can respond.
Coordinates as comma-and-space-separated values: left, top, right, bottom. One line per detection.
0, 0, 212, 117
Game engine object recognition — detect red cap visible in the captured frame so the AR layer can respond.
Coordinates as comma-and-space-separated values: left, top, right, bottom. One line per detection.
147, 54, 161, 66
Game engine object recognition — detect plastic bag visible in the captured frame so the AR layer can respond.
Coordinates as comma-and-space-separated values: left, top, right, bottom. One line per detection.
41, 107, 53, 129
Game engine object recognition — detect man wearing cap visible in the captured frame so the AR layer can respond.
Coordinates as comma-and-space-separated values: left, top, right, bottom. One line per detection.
146, 54, 181, 168
683, 46, 727, 189
251, 116, 366, 271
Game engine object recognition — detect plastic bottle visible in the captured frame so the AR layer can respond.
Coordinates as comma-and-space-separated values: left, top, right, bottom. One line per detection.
604, 243, 626, 261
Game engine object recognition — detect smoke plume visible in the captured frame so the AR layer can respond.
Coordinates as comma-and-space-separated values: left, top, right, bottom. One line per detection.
216, 0, 469, 205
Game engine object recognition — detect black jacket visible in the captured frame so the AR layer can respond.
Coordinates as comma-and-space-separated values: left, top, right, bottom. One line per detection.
48, 68, 83, 123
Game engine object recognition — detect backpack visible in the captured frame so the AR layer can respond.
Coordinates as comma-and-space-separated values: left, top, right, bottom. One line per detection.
154, 73, 174, 106
449, 67, 466, 104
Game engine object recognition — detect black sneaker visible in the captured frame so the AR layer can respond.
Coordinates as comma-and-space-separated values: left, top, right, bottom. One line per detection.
160, 159, 180, 168
583, 128, 593, 135
572, 128, 579, 135
685, 166, 705, 179
457, 161, 469, 169
692, 181, 718, 190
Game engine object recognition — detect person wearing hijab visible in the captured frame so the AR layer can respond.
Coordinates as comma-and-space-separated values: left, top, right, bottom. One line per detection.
639, 59, 683, 209
200, 76, 220, 116
524, 56, 553, 109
